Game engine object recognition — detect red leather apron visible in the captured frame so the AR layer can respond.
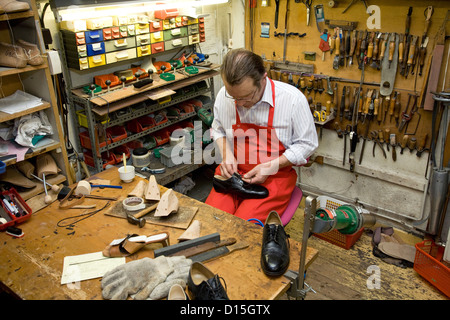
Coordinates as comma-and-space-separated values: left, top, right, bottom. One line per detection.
206, 79, 297, 221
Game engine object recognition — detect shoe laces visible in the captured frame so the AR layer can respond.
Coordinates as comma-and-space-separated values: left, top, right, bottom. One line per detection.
205, 275, 228, 299
267, 224, 290, 246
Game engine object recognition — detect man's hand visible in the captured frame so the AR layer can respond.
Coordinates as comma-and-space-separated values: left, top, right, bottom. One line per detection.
216, 137, 238, 178
242, 155, 292, 184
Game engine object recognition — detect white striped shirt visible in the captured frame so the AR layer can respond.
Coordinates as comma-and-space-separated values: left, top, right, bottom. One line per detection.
211, 79, 318, 166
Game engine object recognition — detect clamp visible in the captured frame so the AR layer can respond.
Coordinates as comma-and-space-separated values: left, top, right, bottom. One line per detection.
313, 110, 327, 122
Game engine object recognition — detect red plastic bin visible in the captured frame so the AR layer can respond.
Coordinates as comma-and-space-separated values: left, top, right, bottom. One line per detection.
112, 145, 130, 163
414, 240, 450, 297
79, 130, 109, 149
153, 129, 170, 146
106, 125, 127, 142
127, 116, 156, 133
83, 150, 116, 169
0, 188, 32, 231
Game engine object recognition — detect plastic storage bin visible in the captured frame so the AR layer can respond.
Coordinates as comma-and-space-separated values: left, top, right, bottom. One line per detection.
312, 195, 365, 250
0, 188, 32, 231
414, 240, 450, 297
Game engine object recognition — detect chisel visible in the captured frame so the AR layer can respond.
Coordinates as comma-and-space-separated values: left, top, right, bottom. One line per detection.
389, 91, 397, 123
383, 96, 389, 124
349, 30, 357, 65
344, 86, 350, 120
407, 137, 417, 152
339, 86, 346, 122
333, 28, 340, 70
377, 96, 383, 124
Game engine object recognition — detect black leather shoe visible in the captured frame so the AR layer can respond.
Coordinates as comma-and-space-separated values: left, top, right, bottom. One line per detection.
187, 262, 229, 300
213, 173, 269, 199
261, 211, 290, 277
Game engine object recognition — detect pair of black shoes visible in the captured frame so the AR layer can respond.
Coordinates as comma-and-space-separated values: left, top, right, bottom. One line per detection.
213, 173, 269, 199
187, 262, 229, 300
261, 211, 290, 277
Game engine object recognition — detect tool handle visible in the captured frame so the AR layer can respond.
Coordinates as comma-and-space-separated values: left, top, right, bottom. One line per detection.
378, 130, 384, 143
326, 100, 332, 115
377, 97, 384, 122
384, 128, 390, 142
374, 96, 379, 116
400, 134, 409, 148
418, 133, 428, 150
388, 39, 395, 62
350, 30, 357, 55
335, 33, 340, 55
394, 93, 401, 119
405, 7, 412, 34
407, 41, 416, 64
398, 40, 404, 63
373, 36, 379, 58
388, 93, 396, 115
363, 95, 371, 114
344, 87, 350, 112
358, 90, 364, 113
407, 137, 417, 150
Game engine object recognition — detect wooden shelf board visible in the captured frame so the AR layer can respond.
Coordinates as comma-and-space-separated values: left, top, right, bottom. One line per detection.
0, 101, 51, 122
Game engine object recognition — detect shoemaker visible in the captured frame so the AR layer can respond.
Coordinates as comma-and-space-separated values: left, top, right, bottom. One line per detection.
205, 48, 318, 222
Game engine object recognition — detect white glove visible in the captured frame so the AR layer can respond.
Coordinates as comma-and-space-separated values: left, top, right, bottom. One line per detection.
149, 255, 192, 300
101, 256, 173, 300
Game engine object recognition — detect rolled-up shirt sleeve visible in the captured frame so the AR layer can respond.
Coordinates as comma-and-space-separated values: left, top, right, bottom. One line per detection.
281, 92, 318, 166
210, 87, 229, 141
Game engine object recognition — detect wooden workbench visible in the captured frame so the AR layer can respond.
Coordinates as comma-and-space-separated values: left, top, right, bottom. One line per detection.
0, 167, 318, 300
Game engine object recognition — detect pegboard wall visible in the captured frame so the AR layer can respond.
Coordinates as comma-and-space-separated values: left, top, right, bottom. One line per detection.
245, 0, 450, 167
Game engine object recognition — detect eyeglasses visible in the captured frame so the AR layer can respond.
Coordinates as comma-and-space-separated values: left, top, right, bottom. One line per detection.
224, 87, 258, 102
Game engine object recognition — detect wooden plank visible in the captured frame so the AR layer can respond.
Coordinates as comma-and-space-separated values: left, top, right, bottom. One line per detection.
73, 66, 220, 109
0, 101, 50, 123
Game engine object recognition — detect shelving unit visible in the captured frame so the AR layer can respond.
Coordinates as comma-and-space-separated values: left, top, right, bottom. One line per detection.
0, 0, 72, 200
48, 0, 219, 185
71, 67, 218, 183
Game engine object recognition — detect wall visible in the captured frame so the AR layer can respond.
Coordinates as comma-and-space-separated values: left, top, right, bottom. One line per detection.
245, 0, 450, 235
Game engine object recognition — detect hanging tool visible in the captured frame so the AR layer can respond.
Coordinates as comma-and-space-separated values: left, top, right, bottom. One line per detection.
407, 137, 417, 152
371, 130, 386, 159
282, 0, 290, 62
358, 30, 367, 70
345, 29, 351, 67
415, 134, 429, 157
388, 91, 396, 122
333, 28, 340, 70
384, 128, 390, 152
380, 33, 399, 97
348, 30, 357, 66
404, 95, 421, 135
373, 91, 379, 122
302, 0, 312, 26
366, 31, 374, 66
382, 96, 389, 124
362, 89, 373, 123
339, 29, 345, 67
342, 0, 368, 14
370, 32, 381, 69
399, 93, 418, 132
393, 92, 401, 126
274, 0, 281, 29
339, 86, 346, 122
405, 36, 418, 77
376, 96, 383, 124
314, 4, 325, 32
400, 134, 409, 154
390, 134, 397, 162
419, 6, 433, 76
379, 33, 388, 70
